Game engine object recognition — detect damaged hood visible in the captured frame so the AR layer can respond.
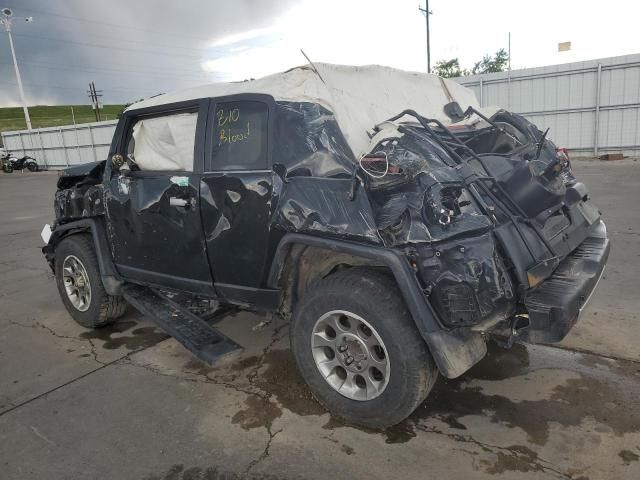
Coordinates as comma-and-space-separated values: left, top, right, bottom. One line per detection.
126, 63, 480, 158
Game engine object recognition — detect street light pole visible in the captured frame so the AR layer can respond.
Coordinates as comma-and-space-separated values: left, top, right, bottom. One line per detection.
418, 1, 433, 74
1, 8, 33, 131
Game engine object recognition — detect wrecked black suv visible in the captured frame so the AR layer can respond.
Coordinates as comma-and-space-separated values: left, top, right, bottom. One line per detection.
42, 64, 609, 428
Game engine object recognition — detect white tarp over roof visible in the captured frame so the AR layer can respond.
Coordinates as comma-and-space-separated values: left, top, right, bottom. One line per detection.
127, 63, 480, 158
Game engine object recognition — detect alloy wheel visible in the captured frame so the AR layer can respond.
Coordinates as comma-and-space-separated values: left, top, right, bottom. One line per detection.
62, 255, 92, 312
310, 310, 390, 401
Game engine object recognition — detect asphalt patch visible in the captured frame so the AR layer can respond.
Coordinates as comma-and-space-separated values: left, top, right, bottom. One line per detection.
143, 463, 289, 480
619, 449, 639, 465
80, 320, 168, 350
223, 341, 640, 456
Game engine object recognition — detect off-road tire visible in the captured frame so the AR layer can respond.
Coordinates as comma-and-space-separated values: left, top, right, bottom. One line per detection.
55, 234, 127, 328
290, 268, 438, 428
26, 162, 38, 172
3, 163, 13, 173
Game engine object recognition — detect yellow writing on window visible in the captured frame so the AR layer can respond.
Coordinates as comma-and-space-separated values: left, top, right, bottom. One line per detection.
217, 108, 240, 126
219, 121, 251, 144
216, 107, 251, 145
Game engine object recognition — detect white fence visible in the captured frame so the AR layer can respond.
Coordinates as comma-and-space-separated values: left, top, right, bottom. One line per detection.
1, 120, 117, 168
456, 53, 640, 157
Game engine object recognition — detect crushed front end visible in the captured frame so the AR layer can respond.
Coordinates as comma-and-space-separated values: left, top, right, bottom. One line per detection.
42, 160, 107, 270
362, 107, 609, 366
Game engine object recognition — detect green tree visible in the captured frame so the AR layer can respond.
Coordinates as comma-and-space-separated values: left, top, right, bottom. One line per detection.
433, 49, 510, 78
471, 48, 509, 75
433, 58, 468, 78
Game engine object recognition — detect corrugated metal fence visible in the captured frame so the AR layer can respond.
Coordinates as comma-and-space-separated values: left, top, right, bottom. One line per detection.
1, 120, 117, 168
456, 53, 640, 157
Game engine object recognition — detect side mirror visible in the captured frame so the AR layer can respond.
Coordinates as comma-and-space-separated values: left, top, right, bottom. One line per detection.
111, 154, 125, 170
443, 101, 465, 122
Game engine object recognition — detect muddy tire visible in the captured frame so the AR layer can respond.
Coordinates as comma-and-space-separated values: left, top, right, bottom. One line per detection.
54, 234, 127, 328
290, 268, 438, 428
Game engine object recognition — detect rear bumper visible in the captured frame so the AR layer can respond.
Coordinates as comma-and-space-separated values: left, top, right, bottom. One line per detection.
522, 221, 610, 343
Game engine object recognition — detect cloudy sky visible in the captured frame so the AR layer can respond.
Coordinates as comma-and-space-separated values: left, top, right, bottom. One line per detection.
1, 0, 639, 106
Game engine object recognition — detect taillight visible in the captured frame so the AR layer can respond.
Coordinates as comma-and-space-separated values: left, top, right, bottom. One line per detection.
359, 153, 401, 176
557, 147, 570, 166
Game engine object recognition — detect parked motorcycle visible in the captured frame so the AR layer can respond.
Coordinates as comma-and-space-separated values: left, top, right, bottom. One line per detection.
1, 148, 12, 173
2, 153, 39, 173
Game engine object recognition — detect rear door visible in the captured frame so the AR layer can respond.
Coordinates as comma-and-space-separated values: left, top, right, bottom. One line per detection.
199, 95, 277, 305
104, 100, 214, 294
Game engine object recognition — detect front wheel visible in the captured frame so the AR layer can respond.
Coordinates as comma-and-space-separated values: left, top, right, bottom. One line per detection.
2, 163, 13, 173
54, 234, 127, 328
290, 268, 438, 428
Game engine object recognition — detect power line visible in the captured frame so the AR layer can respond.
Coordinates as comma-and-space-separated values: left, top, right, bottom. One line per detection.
0, 79, 154, 93
0, 60, 210, 83
13, 32, 204, 60
3, 4, 218, 44
44, 25, 211, 54
0, 57, 208, 76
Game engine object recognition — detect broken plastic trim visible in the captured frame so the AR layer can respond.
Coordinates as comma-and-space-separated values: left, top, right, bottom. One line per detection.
462, 106, 524, 148
383, 109, 556, 261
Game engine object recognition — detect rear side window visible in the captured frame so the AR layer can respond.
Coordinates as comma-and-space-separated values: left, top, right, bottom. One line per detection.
129, 112, 197, 171
211, 101, 268, 170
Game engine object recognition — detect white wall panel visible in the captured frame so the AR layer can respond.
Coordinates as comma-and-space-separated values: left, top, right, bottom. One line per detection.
1, 120, 117, 168
458, 54, 640, 156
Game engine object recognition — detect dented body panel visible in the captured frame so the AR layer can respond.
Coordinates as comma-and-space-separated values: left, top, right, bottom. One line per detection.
44, 66, 610, 379
104, 173, 213, 293
200, 172, 274, 287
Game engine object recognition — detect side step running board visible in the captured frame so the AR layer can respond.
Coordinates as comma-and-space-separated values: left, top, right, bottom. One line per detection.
122, 284, 241, 364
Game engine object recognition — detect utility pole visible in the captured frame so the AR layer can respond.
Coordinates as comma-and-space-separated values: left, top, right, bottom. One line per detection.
418, 1, 433, 73
1, 8, 33, 131
507, 32, 512, 109
87, 82, 103, 121
508, 32, 512, 70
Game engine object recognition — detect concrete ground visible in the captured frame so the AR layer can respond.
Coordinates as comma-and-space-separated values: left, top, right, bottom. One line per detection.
0, 160, 638, 480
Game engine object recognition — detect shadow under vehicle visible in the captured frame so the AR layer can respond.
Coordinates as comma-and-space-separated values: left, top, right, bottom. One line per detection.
41, 64, 609, 428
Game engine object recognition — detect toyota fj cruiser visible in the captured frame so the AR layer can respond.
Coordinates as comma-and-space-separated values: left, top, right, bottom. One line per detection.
42, 64, 609, 428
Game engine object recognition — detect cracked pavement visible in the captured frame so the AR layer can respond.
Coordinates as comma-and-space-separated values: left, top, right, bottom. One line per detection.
1, 161, 639, 480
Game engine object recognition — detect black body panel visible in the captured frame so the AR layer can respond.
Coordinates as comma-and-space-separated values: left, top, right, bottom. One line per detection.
416, 232, 516, 330
105, 172, 213, 294
41, 217, 123, 295
524, 227, 610, 343
200, 172, 274, 287
273, 176, 380, 244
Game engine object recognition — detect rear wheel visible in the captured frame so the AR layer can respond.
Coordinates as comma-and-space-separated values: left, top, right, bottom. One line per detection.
290, 268, 438, 428
26, 161, 38, 172
55, 234, 127, 328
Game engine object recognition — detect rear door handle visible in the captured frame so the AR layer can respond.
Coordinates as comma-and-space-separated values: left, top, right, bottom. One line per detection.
169, 197, 193, 209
